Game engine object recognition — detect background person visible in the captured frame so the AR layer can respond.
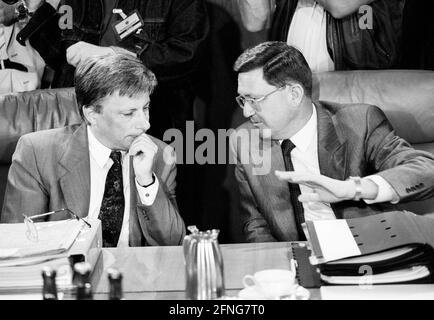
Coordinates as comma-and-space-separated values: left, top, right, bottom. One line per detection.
237, 0, 405, 72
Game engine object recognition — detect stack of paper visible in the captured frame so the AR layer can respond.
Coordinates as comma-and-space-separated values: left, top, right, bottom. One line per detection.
0, 219, 102, 292
0, 219, 83, 259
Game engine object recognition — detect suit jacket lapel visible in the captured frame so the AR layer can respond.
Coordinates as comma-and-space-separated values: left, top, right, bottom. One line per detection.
58, 123, 91, 218
256, 138, 299, 240
257, 139, 287, 191
316, 102, 348, 181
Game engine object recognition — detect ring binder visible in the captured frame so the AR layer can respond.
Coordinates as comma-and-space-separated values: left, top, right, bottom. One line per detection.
305, 211, 434, 285
290, 243, 322, 288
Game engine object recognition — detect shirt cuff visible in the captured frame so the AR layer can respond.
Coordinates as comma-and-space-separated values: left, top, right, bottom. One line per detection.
135, 174, 159, 206
363, 175, 400, 204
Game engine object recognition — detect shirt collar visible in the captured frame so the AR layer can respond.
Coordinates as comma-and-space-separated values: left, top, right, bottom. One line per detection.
87, 126, 113, 168
287, 104, 318, 153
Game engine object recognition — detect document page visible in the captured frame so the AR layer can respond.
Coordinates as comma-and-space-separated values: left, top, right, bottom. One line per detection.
313, 220, 361, 262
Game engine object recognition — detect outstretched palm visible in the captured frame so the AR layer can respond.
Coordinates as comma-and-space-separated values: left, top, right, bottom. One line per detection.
275, 171, 353, 203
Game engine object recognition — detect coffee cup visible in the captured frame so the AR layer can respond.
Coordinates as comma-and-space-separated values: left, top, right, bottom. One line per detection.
242, 269, 296, 299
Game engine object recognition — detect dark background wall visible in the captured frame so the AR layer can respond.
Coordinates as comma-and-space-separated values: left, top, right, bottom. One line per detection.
193, 0, 267, 243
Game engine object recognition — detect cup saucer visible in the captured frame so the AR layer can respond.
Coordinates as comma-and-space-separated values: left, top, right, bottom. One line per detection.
238, 285, 311, 300
238, 286, 268, 300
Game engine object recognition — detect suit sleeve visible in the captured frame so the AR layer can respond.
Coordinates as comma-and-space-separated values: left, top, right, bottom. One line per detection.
230, 133, 277, 243
364, 106, 434, 202
1, 136, 49, 223
135, 146, 186, 246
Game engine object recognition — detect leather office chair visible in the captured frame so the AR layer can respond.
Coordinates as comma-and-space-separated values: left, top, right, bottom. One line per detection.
0, 88, 80, 212
314, 70, 434, 215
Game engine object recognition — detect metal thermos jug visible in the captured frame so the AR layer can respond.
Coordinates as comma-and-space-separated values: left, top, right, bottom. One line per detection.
183, 226, 225, 300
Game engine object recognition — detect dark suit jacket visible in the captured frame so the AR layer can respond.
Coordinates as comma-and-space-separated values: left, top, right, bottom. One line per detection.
1, 123, 186, 246
230, 102, 434, 242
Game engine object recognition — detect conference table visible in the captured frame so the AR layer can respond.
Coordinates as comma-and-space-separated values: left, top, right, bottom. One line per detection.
90, 241, 313, 300
86, 242, 434, 300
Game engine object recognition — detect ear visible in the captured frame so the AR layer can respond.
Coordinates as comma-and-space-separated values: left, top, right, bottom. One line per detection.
289, 84, 304, 105
82, 105, 99, 125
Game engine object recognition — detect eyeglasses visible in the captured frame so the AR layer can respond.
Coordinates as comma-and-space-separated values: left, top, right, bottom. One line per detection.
236, 86, 285, 112
23, 208, 91, 242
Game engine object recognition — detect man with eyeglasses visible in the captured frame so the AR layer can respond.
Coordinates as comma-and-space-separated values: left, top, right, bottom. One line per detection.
1, 52, 186, 247
230, 41, 434, 243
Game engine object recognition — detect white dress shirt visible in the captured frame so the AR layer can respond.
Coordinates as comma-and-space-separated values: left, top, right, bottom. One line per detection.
87, 127, 159, 247
286, 0, 335, 73
282, 105, 399, 222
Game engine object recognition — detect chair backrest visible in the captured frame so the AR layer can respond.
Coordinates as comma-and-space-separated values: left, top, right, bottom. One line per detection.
314, 70, 434, 214
0, 87, 80, 210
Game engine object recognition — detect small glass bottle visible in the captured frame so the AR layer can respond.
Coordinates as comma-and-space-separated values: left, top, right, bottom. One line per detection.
74, 262, 93, 300
41, 266, 58, 300
108, 268, 123, 300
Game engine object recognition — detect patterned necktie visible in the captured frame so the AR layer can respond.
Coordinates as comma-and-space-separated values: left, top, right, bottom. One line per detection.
98, 151, 125, 247
281, 140, 306, 241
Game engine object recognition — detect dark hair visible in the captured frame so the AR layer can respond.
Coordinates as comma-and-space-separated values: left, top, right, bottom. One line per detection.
233, 41, 312, 98
75, 53, 158, 120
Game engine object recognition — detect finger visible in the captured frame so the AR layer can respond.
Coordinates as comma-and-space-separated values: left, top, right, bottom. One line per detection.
72, 56, 81, 68
298, 193, 321, 203
129, 139, 158, 157
130, 144, 152, 157
275, 170, 316, 184
66, 48, 74, 65
130, 138, 158, 154
67, 48, 80, 67
275, 170, 295, 181
68, 42, 89, 66
131, 134, 158, 152
306, 201, 330, 212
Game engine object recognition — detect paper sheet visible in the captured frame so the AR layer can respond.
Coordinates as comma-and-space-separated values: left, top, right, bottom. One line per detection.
321, 284, 434, 300
313, 220, 361, 262
0, 292, 64, 300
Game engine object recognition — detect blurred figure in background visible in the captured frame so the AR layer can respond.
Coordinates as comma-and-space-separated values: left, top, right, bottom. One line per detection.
0, 1, 45, 93
238, 0, 405, 72
24, 0, 208, 139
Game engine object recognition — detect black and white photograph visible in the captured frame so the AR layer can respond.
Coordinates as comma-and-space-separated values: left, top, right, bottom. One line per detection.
0, 0, 434, 311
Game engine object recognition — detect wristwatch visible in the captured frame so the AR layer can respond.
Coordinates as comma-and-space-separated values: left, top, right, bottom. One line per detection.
348, 176, 363, 201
